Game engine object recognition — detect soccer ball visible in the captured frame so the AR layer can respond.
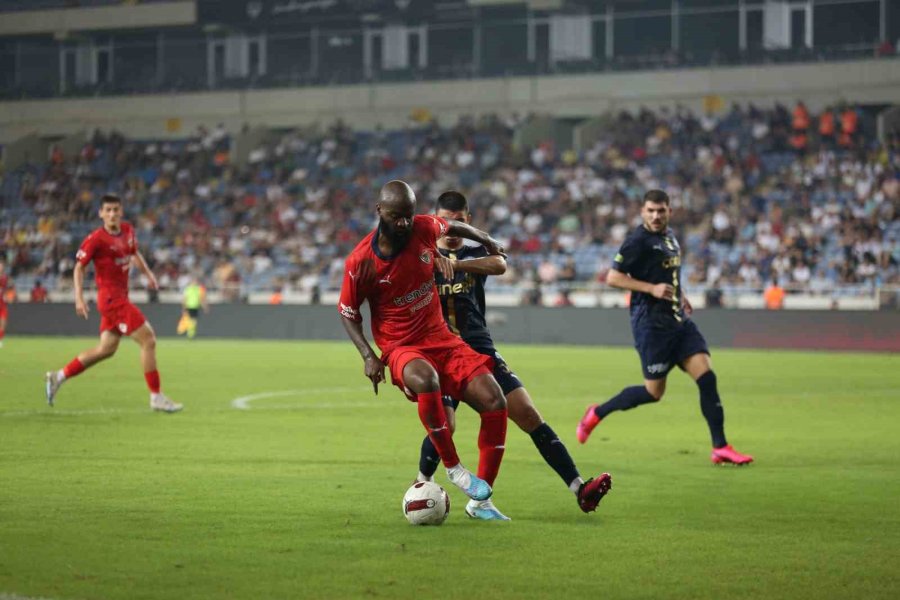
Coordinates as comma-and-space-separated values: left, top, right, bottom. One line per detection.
402, 481, 450, 526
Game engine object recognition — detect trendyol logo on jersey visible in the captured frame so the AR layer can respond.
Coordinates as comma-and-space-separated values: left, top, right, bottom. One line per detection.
393, 280, 434, 314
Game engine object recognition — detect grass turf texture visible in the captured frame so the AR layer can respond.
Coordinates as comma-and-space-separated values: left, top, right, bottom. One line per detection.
1, 337, 898, 600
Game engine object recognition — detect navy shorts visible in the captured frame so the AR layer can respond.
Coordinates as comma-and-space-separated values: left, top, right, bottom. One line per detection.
633, 319, 710, 380
442, 344, 524, 409
187, 308, 200, 319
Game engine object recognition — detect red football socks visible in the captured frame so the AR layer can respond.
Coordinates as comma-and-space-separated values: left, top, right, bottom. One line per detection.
62, 358, 85, 379
416, 391, 460, 468
477, 409, 508, 486
144, 370, 161, 394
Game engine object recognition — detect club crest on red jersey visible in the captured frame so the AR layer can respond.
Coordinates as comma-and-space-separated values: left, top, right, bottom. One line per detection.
420, 251, 432, 264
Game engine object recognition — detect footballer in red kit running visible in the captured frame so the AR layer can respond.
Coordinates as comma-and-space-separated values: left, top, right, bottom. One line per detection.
44, 194, 182, 413
339, 180, 510, 517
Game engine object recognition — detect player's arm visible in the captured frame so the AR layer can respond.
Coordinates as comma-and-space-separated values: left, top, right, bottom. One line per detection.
201, 286, 210, 313
608, 239, 673, 300
73, 261, 89, 319
607, 270, 674, 300
338, 258, 384, 394
450, 255, 507, 276
445, 221, 506, 257
131, 251, 158, 290
340, 316, 385, 395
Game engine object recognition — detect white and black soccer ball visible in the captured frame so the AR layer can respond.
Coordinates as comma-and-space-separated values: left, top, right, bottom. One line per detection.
402, 481, 450, 526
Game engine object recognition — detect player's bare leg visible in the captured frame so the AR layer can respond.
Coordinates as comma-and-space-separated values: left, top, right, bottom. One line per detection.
578, 378, 664, 443
507, 388, 612, 513
132, 323, 182, 413
681, 353, 752, 465
45, 331, 121, 406
404, 359, 491, 501
460, 373, 509, 520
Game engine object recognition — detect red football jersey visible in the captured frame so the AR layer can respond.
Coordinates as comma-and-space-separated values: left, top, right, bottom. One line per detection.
76, 222, 137, 304
339, 215, 453, 356
0, 273, 8, 307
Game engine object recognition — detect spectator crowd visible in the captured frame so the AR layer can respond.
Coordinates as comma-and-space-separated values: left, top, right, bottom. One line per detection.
1, 101, 898, 303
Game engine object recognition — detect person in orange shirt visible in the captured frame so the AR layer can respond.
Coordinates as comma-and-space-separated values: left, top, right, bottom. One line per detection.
789, 131, 808, 153
764, 279, 785, 310
839, 107, 859, 148
819, 107, 836, 148
268, 287, 283, 305
792, 101, 810, 132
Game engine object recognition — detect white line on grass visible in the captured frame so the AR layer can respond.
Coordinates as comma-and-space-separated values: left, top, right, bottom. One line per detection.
0, 387, 377, 417
0, 407, 145, 418
230, 387, 372, 410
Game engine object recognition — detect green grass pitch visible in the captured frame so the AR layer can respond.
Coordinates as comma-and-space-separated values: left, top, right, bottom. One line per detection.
1, 337, 898, 600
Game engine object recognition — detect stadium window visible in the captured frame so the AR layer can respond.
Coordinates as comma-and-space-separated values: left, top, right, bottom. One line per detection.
813, 0, 879, 47
679, 3, 740, 62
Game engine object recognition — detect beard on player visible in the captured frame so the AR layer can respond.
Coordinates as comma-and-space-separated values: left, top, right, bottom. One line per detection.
380, 216, 413, 247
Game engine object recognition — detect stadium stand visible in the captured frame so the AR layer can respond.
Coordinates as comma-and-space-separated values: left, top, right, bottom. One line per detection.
1, 102, 898, 306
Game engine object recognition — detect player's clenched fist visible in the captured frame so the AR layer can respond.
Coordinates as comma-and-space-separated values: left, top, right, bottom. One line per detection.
651, 283, 675, 300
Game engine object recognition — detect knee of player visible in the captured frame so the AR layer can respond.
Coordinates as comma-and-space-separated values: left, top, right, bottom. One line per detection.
486, 389, 507, 412
645, 386, 665, 402
407, 373, 441, 394
98, 345, 118, 359
144, 335, 157, 351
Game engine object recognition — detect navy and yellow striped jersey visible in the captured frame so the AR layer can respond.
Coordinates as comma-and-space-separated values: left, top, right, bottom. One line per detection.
434, 245, 494, 349
611, 225, 685, 329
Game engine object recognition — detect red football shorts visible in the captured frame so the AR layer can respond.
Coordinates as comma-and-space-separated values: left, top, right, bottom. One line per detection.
385, 334, 494, 401
0, 303, 7, 320
99, 299, 146, 336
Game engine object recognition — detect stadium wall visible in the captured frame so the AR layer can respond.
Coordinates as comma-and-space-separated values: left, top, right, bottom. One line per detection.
8, 304, 900, 352
1, 57, 899, 142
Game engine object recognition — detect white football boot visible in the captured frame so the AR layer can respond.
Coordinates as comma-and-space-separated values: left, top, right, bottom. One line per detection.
150, 394, 183, 413
465, 498, 510, 521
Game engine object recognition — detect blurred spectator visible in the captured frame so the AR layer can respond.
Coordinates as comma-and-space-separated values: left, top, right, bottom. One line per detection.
30, 280, 49, 303
764, 279, 786, 310
554, 289, 573, 307
269, 287, 284, 305
705, 279, 724, 308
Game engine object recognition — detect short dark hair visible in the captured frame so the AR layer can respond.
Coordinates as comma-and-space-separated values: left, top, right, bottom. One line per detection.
101, 193, 122, 206
643, 189, 670, 206
436, 190, 469, 213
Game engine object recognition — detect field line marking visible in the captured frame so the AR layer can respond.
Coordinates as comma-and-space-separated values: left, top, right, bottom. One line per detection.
0, 407, 145, 418
230, 387, 371, 410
